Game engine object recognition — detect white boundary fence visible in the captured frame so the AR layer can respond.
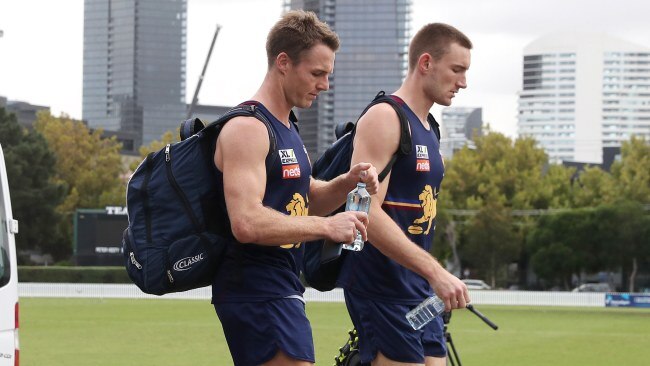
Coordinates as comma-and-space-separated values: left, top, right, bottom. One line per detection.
19, 283, 607, 307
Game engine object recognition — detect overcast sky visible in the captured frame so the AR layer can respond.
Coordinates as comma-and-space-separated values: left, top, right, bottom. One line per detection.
1, 0, 649, 137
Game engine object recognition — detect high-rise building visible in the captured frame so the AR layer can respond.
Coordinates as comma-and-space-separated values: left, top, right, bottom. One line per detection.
440, 107, 482, 159
284, 0, 411, 159
517, 32, 650, 164
82, 0, 187, 147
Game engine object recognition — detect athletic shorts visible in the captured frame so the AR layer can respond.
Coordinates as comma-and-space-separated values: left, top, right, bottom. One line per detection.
344, 290, 446, 364
214, 298, 315, 366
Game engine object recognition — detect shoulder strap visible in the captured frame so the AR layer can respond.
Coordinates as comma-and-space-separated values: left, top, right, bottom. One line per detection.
427, 113, 441, 141
179, 118, 205, 141
356, 91, 412, 182
200, 103, 278, 169
289, 109, 300, 133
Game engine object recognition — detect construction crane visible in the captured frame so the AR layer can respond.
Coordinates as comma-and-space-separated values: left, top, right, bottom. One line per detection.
186, 24, 222, 119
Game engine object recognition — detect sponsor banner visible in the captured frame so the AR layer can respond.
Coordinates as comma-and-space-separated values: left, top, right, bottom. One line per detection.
282, 164, 301, 179
605, 293, 650, 308
416, 159, 430, 172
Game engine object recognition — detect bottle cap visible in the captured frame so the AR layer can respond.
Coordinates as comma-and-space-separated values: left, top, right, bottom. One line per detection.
357, 182, 366, 187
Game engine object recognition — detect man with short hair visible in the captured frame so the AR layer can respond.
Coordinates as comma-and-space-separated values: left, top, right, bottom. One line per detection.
337, 23, 473, 366
212, 10, 378, 366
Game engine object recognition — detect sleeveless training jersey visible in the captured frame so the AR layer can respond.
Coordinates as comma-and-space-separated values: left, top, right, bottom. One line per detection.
338, 96, 445, 305
212, 102, 311, 303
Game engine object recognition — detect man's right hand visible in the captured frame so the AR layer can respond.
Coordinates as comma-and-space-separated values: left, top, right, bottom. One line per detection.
429, 267, 470, 312
326, 211, 368, 244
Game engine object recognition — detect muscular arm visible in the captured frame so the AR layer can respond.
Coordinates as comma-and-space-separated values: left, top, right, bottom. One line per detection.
352, 104, 469, 310
215, 116, 368, 246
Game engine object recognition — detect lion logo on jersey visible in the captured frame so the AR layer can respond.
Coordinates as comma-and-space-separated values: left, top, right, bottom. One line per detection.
281, 193, 308, 249
407, 185, 437, 235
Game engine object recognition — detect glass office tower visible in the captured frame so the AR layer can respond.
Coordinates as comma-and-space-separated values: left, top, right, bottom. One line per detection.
83, 0, 187, 147
284, 0, 411, 159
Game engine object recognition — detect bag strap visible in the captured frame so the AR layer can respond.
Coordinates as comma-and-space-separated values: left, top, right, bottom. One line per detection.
179, 118, 205, 141
428, 113, 441, 141
195, 102, 280, 169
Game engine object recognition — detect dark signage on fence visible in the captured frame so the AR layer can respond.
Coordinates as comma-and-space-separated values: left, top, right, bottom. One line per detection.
74, 207, 128, 266
605, 293, 650, 308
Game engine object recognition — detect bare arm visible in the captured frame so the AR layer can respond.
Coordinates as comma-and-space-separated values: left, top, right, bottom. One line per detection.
351, 104, 469, 310
215, 116, 368, 246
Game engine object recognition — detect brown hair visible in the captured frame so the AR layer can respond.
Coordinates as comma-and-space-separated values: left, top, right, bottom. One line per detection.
266, 10, 340, 68
408, 23, 472, 70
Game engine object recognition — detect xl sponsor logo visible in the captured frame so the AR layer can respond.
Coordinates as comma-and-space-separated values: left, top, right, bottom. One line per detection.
173, 253, 205, 271
279, 149, 298, 164
416, 145, 429, 159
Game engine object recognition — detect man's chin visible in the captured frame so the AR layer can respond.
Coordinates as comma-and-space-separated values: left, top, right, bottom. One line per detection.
297, 100, 314, 109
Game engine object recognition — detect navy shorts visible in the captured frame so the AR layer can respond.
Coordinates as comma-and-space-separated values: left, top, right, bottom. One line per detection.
214, 298, 315, 366
344, 290, 446, 364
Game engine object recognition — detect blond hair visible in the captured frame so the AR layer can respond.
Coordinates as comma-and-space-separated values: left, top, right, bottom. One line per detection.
266, 10, 340, 68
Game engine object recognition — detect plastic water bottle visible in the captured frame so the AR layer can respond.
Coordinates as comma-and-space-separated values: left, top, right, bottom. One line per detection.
342, 182, 371, 251
405, 295, 445, 330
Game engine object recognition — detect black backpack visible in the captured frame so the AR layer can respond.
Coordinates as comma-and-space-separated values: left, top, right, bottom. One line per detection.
303, 91, 440, 292
123, 102, 292, 295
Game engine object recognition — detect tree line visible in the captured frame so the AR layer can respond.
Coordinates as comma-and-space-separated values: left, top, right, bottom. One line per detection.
435, 131, 650, 292
1, 108, 649, 291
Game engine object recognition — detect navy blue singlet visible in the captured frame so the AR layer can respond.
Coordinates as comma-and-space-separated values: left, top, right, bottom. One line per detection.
212, 102, 312, 303
338, 96, 445, 305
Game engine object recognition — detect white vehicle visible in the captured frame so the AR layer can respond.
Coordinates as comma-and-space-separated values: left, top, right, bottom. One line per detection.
0, 144, 19, 366
462, 279, 492, 290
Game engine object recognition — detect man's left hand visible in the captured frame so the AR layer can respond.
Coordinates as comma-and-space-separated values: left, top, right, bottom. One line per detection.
348, 162, 379, 194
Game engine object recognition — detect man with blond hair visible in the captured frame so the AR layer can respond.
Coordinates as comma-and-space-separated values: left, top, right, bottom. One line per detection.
212, 10, 378, 366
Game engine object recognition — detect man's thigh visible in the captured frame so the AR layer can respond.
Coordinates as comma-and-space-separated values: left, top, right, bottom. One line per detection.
344, 291, 446, 364
215, 298, 315, 366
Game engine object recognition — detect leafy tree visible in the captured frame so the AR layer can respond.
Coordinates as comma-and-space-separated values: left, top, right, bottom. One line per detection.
0, 108, 66, 259
442, 131, 575, 287
461, 200, 519, 288
570, 166, 617, 207
527, 208, 596, 289
611, 136, 650, 203
530, 242, 574, 289
596, 201, 650, 292
33, 112, 126, 250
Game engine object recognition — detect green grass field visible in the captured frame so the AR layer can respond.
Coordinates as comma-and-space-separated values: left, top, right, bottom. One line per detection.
19, 298, 650, 365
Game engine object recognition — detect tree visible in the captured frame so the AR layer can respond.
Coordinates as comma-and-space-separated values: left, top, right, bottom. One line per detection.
461, 200, 519, 287
596, 201, 650, 292
442, 131, 574, 288
33, 112, 126, 251
0, 108, 66, 260
570, 166, 617, 207
611, 136, 650, 203
527, 209, 593, 289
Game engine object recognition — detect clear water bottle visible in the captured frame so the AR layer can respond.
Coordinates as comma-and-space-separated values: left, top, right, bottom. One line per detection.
405, 295, 445, 330
342, 182, 371, 251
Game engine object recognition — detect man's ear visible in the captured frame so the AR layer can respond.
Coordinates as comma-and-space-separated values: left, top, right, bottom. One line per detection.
418, 53, 433, 74
276, 52, 291, 74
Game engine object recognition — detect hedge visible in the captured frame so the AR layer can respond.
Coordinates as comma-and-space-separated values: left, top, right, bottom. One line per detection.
18, 266, 131, 283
